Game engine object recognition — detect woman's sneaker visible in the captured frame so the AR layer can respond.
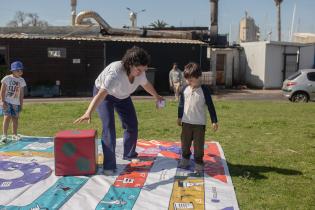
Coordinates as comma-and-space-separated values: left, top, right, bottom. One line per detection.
178, 158, 190, 169
194, 163, 204, 173
103, 169, 115, 176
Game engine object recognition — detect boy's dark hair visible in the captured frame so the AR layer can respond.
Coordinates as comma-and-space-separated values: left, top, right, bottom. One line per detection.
184, 62, 202, 79
122, 46, 151, 75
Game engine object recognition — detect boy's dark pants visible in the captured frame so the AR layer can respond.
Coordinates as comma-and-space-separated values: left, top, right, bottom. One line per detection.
181, 122, 205, 165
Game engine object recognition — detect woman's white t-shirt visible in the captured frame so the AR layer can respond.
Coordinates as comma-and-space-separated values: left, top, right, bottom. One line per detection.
95, 61, 148, 99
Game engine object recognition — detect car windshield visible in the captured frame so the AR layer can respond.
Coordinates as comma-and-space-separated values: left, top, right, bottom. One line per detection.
287, 72, 301, 80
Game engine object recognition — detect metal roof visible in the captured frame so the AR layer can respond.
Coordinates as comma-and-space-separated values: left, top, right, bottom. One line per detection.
241, 40, 313, 47
294, 33, 315, 38
0, 33, 206, 45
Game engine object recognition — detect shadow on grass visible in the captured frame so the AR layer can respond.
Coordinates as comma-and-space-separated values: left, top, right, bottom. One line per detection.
227, 162, 303, 180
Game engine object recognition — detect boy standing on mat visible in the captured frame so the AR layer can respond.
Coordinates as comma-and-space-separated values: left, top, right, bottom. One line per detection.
0, 61, 26, 143
177, 62, 218, 173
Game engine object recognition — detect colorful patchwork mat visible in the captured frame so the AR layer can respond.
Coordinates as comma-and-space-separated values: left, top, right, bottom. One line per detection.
0, 136, 239, 210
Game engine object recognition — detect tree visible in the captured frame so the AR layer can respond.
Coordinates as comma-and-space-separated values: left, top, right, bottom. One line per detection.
26, 13, 39, 26
149, 20, 168, 28
6, 11, 49, 27
36, 20, 49, 27
14, 11, 27, 27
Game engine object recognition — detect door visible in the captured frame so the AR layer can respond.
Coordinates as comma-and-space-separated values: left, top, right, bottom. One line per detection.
216, 54, 225, 85
283, 53, 298, 81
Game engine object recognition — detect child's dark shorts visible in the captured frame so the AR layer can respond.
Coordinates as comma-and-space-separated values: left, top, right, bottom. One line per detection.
3, 103, 21, 117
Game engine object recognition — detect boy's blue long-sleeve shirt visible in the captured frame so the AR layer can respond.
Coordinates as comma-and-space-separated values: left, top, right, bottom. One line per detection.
178, 85, 218, 124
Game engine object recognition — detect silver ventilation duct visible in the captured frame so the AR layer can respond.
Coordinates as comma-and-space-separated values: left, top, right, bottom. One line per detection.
75, 11, 194, 40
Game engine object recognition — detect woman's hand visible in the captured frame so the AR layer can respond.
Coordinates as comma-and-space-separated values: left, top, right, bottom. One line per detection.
177, 118, 182, 126
212, 123, 219, 132
155, 95, 164, 102
73, 88, 108, 124
142, 82, 164, 102
74, 112, 92, 124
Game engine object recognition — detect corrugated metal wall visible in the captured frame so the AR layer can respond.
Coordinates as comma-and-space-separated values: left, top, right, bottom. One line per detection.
0, 38, 208, 96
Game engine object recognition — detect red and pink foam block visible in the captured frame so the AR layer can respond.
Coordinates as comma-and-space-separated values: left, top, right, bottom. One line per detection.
54, 129, 98, 176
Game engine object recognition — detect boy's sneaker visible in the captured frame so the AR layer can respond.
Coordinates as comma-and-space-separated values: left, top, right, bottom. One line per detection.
178, 158, 190, 169
123, 152, 139, 161
194, 163, 204, 173
131, 158, 140, 164
103, 169, 115, 176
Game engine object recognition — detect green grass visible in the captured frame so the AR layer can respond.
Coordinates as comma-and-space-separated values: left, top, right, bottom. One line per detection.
16, 100, 315, 210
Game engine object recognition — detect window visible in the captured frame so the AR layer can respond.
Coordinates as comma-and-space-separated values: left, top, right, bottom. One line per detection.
48, 48, 66, 58
287, 72, 301, 80
307, 72, 315, 82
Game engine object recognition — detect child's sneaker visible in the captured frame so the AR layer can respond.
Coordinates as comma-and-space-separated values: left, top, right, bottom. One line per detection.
178, 158, 190, 169
194, 163, 204, 173
131, 158, 140, 164
12, 135, 21, 141
0, 135, 8, 144
123, 152, 139, 161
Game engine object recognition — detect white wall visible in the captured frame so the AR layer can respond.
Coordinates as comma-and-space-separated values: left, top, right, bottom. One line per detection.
232, 49, 240, 84
264, 44, 285, 88
225, 52, 233, 87
241, 42, 315, 89
222, 49, 239, 87
208, 48, 240, 87
264, 44, 299, 88
264, 44, 315, 88
240, 42, 267, 88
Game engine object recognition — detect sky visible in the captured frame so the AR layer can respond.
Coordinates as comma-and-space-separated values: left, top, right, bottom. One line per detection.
0, 0, 314, 42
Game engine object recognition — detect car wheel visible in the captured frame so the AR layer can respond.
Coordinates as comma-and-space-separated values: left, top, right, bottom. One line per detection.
290, 92, 309, 103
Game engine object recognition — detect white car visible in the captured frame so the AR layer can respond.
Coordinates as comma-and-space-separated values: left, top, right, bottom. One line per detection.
282, 69, 315, 102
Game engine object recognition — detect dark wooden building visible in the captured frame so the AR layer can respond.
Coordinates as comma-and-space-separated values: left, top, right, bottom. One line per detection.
0, 27, 208, 96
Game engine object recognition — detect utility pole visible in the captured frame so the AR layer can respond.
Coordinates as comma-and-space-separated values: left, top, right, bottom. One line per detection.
274, 0, 283, 41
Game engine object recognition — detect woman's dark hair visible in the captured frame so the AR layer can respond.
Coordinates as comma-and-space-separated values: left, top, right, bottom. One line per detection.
122, 46, 151, 75
184, 62, 202, 79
